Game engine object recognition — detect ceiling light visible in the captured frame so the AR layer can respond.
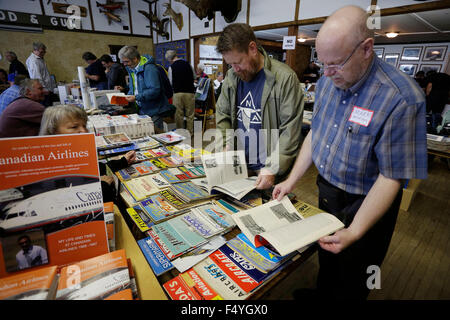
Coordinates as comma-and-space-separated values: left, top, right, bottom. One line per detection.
386, 32, 399, 38
298, 38, 306, 42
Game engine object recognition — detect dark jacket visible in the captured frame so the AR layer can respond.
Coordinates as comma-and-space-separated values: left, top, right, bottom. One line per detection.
9, 59, 29, 77
170, 59, 195, 94
106, 63, 127, 90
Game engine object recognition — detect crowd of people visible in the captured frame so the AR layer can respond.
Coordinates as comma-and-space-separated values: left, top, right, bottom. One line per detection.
0, 4, 448, 300
0, 41, 227, 138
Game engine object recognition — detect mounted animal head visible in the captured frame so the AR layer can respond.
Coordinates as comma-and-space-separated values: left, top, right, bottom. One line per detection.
162, 3, 184, 32
174, 0, 241, 23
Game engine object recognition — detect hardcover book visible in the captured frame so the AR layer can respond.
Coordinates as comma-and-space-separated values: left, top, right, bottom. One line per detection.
0, 265, 58, 300
56, 249, 131, 300
0, 134, 109, 278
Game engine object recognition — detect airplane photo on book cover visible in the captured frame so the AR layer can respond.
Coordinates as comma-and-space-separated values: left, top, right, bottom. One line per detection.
0, 134, 109, 277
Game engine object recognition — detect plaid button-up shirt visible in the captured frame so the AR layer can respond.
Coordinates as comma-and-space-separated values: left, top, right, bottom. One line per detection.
0, 85, 20, 116
311, 57, 428, 195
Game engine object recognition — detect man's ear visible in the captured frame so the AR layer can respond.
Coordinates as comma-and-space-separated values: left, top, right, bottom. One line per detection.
363, 38, 374, 59
248, 41, 258, 57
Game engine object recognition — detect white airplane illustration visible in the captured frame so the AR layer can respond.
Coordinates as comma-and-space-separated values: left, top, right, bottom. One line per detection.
0, 182, 103, 232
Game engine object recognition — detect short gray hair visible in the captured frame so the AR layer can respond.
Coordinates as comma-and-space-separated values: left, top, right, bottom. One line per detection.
39, 105, 88, 135
165, 50, 177, 62
33, 42, 46, 51
197, 63, 205, 71
118, 46, 140, 61
19, 79, 41, 96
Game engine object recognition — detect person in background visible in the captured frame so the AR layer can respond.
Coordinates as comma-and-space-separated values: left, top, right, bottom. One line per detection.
195, 63, 209, 84
302, 61, 321, 83
0, 78, 45, 138
424, 71, 450, 133
214, 71, 224, 99
26, 42, 56, 106
0, 74, 27, 116
414, 70, 426, 91
215, 23, 305, 190
272, 5, 428, 300
99, 54, 127, 90
0, 69, 9, 93
16, 235, 48, 270
82, 52, 108, 90
165, 49, 196, 136
117, 46, 173, 131
39, 104, 136, 203
5, 51, 29, 77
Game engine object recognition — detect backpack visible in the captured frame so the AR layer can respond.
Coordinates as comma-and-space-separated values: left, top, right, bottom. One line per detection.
156, 64, 173, 99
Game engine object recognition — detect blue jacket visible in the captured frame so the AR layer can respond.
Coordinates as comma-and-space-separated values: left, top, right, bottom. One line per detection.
126, 55, 171, 117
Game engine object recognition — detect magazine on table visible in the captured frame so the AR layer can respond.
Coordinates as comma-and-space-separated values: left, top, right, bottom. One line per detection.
232, 197, 344, 256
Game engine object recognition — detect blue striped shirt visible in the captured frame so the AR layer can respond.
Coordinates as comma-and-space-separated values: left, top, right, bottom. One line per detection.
311, 56, 428, 195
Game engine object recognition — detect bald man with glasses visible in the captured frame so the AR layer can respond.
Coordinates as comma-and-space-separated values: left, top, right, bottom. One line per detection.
273, 5, 427, 300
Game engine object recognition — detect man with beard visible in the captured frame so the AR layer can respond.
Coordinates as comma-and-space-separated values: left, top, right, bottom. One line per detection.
215, 23, 304, 190
272, 6, 427, 300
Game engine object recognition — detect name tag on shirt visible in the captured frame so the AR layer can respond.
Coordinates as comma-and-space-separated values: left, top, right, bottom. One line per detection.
349, 106, 374, 127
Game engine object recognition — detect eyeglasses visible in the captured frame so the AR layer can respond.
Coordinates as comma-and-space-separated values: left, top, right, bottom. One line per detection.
321, 39, 365, 73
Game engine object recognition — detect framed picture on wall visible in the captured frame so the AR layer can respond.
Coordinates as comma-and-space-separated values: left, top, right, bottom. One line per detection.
373, 48, 384, 59
423, 46, 447, 61
401, 47, 422, 61
384, 53, 399, 66
398, 64, 418, 76
419, 64, 441, 74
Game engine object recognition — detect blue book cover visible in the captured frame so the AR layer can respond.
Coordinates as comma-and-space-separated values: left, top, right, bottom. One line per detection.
99, 143, 137, 156
213, 244, 269, 283
227, 237, 280, 272
236, 233, 287, 263
138, 237, 174, 276
132, 205, 154, 228
140, 194, 178, 223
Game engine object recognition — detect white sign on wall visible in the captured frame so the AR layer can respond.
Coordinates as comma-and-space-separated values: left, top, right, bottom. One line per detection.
282, 36, 297, 50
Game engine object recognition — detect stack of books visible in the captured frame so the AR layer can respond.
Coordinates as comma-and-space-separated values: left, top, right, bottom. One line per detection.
88, 113, 155, 138
0, 250, 137, 300
427, 133, 450, 152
